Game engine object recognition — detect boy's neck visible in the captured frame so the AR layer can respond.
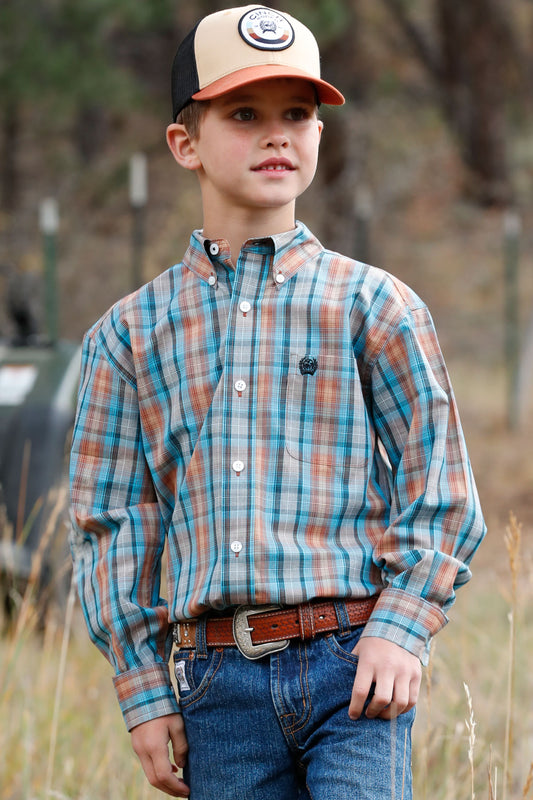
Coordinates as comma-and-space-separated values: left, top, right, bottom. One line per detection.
202, 205, 297, 265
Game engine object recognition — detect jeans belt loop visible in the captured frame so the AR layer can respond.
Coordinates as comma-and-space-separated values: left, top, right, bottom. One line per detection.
333, 600, 352, 635
195, 615, 208, 659
298, 601, 316, 639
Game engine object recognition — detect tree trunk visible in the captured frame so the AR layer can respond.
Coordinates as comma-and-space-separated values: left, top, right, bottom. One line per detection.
317, 2, 373, 256
1, 101, 19, 213
74, 105, 109, 164
382, 0, 515, 206
435, 0, 512, 205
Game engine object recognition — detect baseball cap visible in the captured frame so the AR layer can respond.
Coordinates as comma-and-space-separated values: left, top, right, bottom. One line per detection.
171, 5, 345, 121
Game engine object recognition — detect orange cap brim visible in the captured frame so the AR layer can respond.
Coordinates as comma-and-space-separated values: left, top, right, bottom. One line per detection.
192, 64, 345, 105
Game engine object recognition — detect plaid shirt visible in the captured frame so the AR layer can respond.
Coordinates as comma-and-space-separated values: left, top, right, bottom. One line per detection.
70, 222, 485, 730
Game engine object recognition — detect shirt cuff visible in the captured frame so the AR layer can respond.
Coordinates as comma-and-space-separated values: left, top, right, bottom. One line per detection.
113, 662, 180, 731
361, 588, 448, 665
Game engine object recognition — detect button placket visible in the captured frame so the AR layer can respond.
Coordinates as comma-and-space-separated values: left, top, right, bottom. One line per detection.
229, 271, 255, 488
224, 247, 271, 581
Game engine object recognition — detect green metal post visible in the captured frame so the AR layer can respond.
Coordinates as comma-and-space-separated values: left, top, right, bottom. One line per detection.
44, 233, 58, 344
40, 198, 59, 345
353, 185, 373, 264
130, 153, 148, 292
503, 211, 521, 430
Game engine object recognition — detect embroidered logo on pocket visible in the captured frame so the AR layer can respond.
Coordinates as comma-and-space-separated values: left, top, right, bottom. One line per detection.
299, 356, 318, 376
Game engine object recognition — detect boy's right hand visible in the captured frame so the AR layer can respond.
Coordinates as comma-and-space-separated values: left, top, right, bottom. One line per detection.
131, 713, 190, 797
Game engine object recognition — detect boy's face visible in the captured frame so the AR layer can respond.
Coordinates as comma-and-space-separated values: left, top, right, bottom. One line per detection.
168, 78, 323, 228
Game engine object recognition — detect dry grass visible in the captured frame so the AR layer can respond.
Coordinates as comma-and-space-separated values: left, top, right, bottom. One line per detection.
412, 512, 533, 800
0, 513, 532, 799
0, 564, 156, 799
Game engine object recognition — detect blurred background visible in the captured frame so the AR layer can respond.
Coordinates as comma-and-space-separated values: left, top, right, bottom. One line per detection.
1, 2, 533, 797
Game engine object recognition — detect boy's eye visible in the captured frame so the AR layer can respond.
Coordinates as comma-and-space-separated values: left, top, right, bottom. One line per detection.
232, 108, 255, 121
285, 107, 311, 121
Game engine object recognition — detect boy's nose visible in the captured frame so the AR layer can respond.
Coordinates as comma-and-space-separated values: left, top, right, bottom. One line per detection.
261, 126, 290, 149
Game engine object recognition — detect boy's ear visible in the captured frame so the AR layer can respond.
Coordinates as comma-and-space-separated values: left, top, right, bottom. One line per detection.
166, 123, 201, 171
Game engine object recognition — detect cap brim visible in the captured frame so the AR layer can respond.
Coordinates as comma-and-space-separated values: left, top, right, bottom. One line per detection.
192, 64, 345, 106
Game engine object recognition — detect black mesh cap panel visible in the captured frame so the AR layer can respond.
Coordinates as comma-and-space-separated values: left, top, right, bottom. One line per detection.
171, 22, 201, 121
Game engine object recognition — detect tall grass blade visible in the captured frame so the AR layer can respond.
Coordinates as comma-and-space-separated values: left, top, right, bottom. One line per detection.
44, 568, 76, 796
464, 682, 476, 800
503, 512, 521, 800
521, 761, 533, 798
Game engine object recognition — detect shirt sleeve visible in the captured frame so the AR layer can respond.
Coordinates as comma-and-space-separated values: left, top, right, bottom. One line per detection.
69, 328, 180, 730
360, 304, 486, 664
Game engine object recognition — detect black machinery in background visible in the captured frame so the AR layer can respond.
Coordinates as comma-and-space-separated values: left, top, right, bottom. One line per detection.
0, 200, 80, 617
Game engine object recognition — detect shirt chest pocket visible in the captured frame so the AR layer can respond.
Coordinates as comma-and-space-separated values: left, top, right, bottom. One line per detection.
285, 352, 367, 468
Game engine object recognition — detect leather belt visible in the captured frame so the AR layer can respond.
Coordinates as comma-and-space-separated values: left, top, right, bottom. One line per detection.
173, 597, 377, 661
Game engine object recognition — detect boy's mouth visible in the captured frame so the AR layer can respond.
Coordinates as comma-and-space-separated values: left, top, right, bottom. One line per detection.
252, 158, 295, 172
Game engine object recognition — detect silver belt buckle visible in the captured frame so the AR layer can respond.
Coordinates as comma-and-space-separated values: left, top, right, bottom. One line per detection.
172, 621, 195, 649
233, 604, 290, 660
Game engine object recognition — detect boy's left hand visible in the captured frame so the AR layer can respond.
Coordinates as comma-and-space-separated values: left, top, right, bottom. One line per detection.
349, 637, 422, 720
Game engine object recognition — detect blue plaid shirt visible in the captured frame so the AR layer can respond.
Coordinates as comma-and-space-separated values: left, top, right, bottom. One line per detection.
70, 222, 485, 730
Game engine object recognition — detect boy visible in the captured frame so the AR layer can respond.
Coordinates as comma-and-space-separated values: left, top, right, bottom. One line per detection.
70, 6, 486, 799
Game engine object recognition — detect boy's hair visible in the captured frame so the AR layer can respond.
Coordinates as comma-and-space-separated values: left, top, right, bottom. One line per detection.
177, 100, 210, 140
170, 5, 344, 122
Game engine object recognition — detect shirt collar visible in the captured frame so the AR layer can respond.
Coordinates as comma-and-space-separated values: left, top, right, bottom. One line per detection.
183, 222, 323, 286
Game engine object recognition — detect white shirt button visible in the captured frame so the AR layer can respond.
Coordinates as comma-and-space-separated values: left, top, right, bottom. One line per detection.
230, 541, 243, 553
209, 242, 220, 256
232, 460, 245, 474
234, 380, 246, 393
275, 273, 286, 284
208, 275, 216, 286
239, 301, 251, 314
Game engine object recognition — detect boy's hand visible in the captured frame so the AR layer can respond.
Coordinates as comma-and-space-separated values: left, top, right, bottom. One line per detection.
349, 637, 422, 720
131, 713, 190, 797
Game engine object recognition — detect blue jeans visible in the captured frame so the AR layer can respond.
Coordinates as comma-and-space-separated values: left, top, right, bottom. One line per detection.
175, 612, 415, 800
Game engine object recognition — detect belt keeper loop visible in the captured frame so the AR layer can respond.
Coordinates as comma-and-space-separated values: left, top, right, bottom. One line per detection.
196, 616, 208, 659
298, 602, 316, 639
333, 600, 352, 635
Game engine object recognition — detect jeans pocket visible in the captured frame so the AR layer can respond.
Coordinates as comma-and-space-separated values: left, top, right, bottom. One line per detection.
173, 648, 223, 708
325, 626, 364, 664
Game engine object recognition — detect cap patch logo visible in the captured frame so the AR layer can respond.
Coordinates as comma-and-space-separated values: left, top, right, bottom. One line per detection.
239, 7, 295, 51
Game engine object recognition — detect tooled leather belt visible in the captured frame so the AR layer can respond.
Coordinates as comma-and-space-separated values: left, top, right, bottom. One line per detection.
173, 597, 377, 660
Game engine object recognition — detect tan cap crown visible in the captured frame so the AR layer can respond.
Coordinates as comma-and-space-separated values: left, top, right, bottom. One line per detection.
171, 5, 344, 120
